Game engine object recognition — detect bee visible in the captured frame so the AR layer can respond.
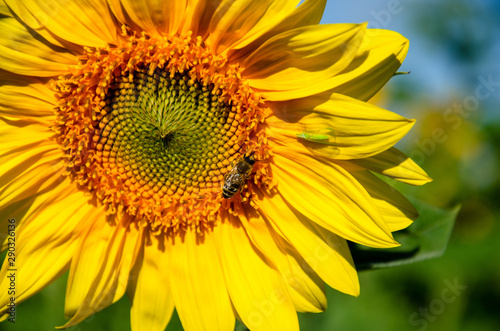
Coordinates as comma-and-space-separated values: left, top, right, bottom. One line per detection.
222, 152, 256, 199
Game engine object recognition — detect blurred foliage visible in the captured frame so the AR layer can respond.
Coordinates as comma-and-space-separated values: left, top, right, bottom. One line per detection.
351, 198, 459, 271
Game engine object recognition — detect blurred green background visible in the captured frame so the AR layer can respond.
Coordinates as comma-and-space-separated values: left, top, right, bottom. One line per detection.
2, 0, 500, 330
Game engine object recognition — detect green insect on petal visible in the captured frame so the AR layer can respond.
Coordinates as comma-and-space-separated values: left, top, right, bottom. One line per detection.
296, 129, 340, 158
296, 132, 330, 142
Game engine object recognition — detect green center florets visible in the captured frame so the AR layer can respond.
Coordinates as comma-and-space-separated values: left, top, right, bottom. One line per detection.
97, 68, 233, 194
54, 32, 271, 232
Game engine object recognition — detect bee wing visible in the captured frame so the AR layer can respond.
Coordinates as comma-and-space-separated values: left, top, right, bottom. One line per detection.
223, 171, 240, 186
297, 125, 340, 159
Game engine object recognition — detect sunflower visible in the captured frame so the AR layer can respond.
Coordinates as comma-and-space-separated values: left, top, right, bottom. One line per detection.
0, 0, 430, 330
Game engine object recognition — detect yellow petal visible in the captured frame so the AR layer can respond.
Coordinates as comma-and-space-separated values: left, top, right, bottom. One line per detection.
0, 175, 73, 251
0, 196, 31, 250
262, 29, 408, 101
170, 229, 234, 331
243, 23, 365, 92
110, 0, 187, 36
0, 116, 56, 159
270, 0, 326, 31
0, 113, 51, 127
0, 121, 53, 161
351, 171, 418, 232
255, 192, 359, 296
4, 0, 117, 47
236, 203, 327, 312
62, 215, 142, 328
0, 139, 60, 198
1, 1, 74, 48
0, 74, 55, 118
0, 141, 64, 241
0, 2, 12, 16
1, 113, 52, 128
332, 29, 409, 101
0, 183, 96, 316
0, 17, 76, 76
268, 93, 415, 160
209, 0, 300, 54
181, 0, 220, 37
214, 213, 299, 331
345, 147, 432, 185
128, 231, 175, 331
0, 144, 63, 208
272, 150, 398, 248
106, 0, 142, 32
231, 0, 327, 62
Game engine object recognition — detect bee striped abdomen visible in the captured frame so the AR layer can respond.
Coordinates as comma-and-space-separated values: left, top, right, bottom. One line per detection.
221, 152, 256, 199
222, 180, 241, 199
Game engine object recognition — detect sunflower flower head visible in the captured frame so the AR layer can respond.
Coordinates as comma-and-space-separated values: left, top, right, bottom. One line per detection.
53, 29, 273, 235
0, 1, 431, 330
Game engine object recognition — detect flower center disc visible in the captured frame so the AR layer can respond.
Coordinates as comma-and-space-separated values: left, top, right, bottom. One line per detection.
53, 31, 271, 233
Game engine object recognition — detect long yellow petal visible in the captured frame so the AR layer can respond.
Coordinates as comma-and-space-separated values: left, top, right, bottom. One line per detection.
62, 215, 142, 328
0, 140, 59, 194
350, 171, 418, 232
243, 23, 365, 91
272, 151, 398, 248
170, 229, 234, 331
1, 2, 77, 49
0, 74, 55, 118
0, 197, 31, 250
209, 0, 300, 54
0, 17, 76, 76
0, 177, 74, 251
261, 29, 408, 101
110, 0, 187, 36
214, 213, 299, 331
0, 146, 64, 245
236, 203, 327, 312
181, 0, 220, 37
0, 2, 12, 16
268, 93, 415, 160
343, 147, 432, 185
231, 0, 327, 63
4, 0, 117, 47
332, 29, 409, 101
0, 148, 63, 208
128, 231, 175, 331
0, 183, 96, 317
255, 192, 359, 296
0, 120, 53, 159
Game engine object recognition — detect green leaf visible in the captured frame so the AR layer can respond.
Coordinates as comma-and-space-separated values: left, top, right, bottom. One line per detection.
350, 197, 460, 271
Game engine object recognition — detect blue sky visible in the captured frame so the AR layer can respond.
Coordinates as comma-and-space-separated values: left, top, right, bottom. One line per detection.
319, 0, 500, 117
